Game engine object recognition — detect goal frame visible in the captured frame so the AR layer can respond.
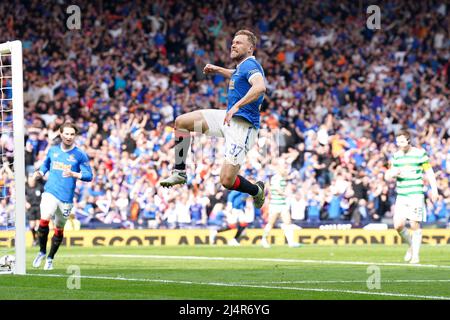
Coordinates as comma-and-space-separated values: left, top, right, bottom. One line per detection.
0, 40, 26, 275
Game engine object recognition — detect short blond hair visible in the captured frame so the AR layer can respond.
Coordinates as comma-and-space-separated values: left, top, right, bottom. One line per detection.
235, 30, 257, 49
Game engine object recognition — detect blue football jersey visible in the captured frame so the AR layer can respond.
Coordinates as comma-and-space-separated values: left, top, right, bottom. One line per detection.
227, 190, 249, 210
227, 56, 265, 129
40, 145, 93, 203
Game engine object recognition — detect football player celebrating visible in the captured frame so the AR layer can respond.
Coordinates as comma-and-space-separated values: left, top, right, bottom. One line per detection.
385, 129, 438, 264
32, 122, 93, 270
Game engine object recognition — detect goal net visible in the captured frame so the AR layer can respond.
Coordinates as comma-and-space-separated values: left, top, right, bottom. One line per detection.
0, 41, 25, 275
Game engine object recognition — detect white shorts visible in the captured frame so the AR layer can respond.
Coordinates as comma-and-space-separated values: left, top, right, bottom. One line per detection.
394, 195, 427, 222
227, 208, 254, 225
269, 204, 289, 216
201, 109, 258, 166
40, 192, 74, 228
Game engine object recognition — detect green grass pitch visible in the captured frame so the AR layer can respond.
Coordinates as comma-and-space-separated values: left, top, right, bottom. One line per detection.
1, 245, 449, 300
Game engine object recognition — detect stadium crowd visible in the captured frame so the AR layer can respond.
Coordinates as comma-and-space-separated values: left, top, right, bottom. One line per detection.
0, 0, 449, 230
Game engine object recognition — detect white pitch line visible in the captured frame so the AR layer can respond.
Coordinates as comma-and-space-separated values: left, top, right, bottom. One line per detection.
62, 254, 450, 269
27, 273, 450, 300
247, 279, 450, 284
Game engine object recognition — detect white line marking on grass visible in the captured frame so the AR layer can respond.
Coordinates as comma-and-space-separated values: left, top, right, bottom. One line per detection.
249, 279, 450, 284
63, 254, 450, 270
27, 273, 450, 300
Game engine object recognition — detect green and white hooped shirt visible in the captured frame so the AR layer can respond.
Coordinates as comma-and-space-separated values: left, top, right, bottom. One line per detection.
391, 147, 431, 197
269, 174, 287, 206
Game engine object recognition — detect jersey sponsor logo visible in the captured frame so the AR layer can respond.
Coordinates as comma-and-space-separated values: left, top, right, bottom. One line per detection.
248, 69, 259, 76
229, 79, 235, 90
52, 161, 72, 171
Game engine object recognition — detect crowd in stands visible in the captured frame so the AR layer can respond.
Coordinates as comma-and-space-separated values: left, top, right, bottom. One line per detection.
0, 0, 449, 230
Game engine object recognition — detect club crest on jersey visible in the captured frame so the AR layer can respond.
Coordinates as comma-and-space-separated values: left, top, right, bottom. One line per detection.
67, 155, 77, 162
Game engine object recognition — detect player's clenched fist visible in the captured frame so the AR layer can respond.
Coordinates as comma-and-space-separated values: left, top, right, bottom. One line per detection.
203, 64, 219, 74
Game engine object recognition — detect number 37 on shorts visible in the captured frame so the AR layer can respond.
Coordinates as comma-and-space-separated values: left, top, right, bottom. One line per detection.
227, 143, 244, 158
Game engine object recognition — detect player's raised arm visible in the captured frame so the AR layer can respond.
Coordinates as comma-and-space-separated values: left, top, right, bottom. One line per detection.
203, 63, 235, 79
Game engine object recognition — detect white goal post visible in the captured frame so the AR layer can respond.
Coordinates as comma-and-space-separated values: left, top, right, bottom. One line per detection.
0, 41, 26, 275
